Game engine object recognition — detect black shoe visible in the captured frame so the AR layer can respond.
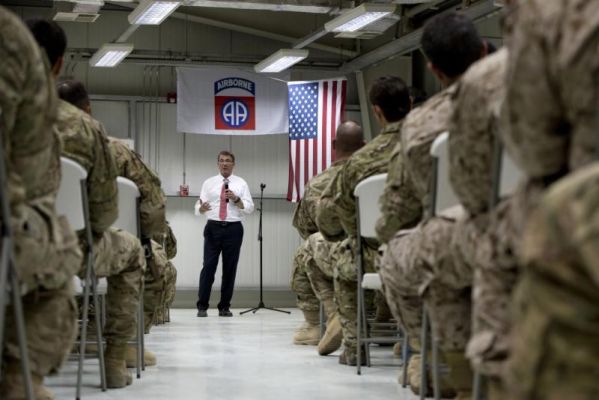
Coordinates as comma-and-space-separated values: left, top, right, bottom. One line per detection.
197, 309, 208, 317
218, 309, 233, 317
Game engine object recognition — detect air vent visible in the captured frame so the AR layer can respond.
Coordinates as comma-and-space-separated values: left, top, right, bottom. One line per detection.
53, 11, 100, 22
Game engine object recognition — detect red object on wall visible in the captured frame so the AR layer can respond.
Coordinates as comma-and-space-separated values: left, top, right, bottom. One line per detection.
167, 92, 177, 103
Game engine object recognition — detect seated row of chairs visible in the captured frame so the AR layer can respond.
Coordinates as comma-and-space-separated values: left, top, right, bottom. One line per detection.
351, 132, 522, 400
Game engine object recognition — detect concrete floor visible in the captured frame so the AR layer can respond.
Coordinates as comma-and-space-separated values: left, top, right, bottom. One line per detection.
47, 309, 419, 400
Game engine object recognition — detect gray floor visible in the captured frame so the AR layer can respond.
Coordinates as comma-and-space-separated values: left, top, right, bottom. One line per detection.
47, 309, 419, 400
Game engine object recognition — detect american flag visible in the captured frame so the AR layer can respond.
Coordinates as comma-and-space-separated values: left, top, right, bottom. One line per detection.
287, 78, 347, 202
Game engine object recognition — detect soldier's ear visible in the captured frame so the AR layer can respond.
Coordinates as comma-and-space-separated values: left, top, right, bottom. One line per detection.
52, 55, 64, 78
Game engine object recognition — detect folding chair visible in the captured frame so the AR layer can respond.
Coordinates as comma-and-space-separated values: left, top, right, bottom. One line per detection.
354, 173, 404, 375
472, 134, 522, 400
57, 157, 107, 398
113, 177, 144, 379
0, 110, 34, 399
424, 131, 463, 400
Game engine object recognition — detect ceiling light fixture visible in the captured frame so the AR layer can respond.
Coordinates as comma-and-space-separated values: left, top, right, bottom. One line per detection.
324, 3, 396, 33
89, 43, 134, 67
128, 0, 181, 25
254, 49, 309, 73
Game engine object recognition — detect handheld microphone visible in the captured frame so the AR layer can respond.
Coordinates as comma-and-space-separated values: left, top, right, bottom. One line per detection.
224, 179, 229, 203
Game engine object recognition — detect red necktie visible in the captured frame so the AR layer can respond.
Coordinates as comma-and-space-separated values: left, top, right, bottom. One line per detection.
219, 183, 227, 221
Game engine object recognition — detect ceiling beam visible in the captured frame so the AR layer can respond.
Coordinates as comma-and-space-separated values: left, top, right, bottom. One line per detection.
107, 1, 357, 57
340, 0, 499, 73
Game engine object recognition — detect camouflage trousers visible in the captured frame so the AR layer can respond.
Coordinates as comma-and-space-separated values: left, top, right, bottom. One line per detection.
379, 214, 472, 352
334, 237, 382, 351
505, 165, 599, 400
4, 203, 82, 376
143, 240, 168, 332
88, 228, 144, 346
290, 240, 320, 312
163, 261, 177, 310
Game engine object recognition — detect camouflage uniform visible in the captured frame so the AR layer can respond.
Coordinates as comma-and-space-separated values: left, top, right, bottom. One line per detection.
316, 121, 402, 353
55, 100, 144, 348
447, 49, 517, 376
378, 86, 472, 351
291, 160, 347, 314
0, 7, 82, 386
508, 164, 599, 400
160, 222, 178, 322
108, 137, 169, 331
503, 1, 599, 398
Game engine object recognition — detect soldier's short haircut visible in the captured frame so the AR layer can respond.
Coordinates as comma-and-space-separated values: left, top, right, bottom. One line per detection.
57, 79, 90, 111
421, 12, 483, 79
217, 150, 235, 163
368, 76, 411, 123
26, 18, 67, 68
335, 120, 364, 153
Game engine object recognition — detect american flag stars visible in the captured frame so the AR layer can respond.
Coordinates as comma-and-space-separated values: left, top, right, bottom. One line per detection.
288, 82, 319, 140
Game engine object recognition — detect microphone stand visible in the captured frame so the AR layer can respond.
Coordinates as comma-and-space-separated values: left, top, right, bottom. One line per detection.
240, 183, 290, 315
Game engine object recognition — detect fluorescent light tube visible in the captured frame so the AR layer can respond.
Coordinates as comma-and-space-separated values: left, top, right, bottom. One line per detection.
254, 49, 309, 73
128, 0, 180, 25
324, 3, 396, 33
89, 43, 133, 67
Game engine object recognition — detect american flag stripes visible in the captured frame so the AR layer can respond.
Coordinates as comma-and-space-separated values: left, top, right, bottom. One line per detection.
286, 78, 347, 202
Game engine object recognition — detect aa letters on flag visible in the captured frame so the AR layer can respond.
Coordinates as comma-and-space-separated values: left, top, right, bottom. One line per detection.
177, 67, 288, 135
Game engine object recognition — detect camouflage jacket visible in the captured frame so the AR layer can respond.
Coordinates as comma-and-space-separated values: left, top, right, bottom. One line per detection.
504, 0, 599, 182
448, 49, 508, 217
164, 221, 177, 260
0, 8, 60, 208
55, 100, 118, 235
292, 160, 347, 240
108, 137, 167, 239
402, 84, 457, 215
316, 121, 403, 242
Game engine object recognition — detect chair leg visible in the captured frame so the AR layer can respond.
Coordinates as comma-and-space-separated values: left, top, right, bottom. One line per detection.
10, 265, 34, 400
356, 276, 362, 376
319, 302, 325, 339
401, 331, 409, 388
362, 290, 370, 368
91, 277, 106, 392
432, 334, 441, 400
420, 309, 429, 400
473, 371, 485, 400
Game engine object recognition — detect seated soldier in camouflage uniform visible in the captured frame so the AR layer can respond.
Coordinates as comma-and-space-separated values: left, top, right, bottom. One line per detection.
0, 8, 83, 400
377, 13, 487, 397
28, 20, 145, 389
290, 121, 364, 352
502, 1, 599, 399
447, 44, 517, 399
316, 76, 411, 366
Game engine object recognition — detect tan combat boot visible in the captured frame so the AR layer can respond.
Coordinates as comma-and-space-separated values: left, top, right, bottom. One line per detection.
125, 345, 157, 367
0, 363, 54, 400
105, 344, 133, 388
393, 341, 402, 357
338, 346, 367, 366
293, 309, 320, 345
444, 351, 473, 400
317, 312, 342, 355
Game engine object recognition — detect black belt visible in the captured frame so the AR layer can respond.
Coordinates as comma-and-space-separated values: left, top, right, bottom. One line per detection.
207, 220, 241, 227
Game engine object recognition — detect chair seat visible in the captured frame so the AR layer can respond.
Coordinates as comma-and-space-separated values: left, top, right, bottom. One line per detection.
362, 273, 382, 290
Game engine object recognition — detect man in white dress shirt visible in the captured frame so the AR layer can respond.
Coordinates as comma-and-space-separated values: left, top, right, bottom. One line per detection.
195, 151, 254, 317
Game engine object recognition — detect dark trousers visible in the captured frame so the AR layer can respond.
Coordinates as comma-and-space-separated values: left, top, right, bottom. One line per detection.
196, 220, 244, 311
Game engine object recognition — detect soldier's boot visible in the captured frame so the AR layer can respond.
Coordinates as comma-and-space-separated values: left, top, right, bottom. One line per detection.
407, 354, 424, 395
0, 363, 54, 400
444, 351, 473, 400
317, 312, 342, 355
292, 309, 320, 345
393, 341, 402, 357
338, 346, 367, 366
105, 344, 133, 388
125, 345, 157, 367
